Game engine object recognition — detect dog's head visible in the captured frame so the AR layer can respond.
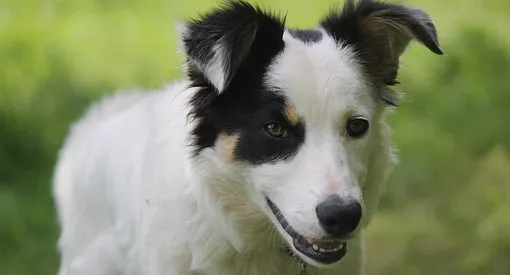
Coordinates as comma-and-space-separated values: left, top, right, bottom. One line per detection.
181, 0, 442, 267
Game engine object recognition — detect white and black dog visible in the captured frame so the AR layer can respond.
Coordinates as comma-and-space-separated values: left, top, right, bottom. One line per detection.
53, 1, 442, 274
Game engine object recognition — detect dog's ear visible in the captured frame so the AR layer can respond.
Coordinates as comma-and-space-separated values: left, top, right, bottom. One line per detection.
320, 0, 443, 93
180, 1, 285, 93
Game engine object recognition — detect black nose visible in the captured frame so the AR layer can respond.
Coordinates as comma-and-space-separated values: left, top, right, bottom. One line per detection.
315, 195, 362, 237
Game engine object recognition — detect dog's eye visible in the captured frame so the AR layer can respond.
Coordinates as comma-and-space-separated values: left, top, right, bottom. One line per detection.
264, 123, 287, 138
347, 117, 369, 138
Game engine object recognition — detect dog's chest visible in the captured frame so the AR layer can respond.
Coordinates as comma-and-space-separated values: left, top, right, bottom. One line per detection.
202, 252, 358, 275
214, 240, 362, 275
207, 253, 304, 275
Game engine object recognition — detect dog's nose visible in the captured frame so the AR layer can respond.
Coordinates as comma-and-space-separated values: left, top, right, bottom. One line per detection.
315, 195, 362, 237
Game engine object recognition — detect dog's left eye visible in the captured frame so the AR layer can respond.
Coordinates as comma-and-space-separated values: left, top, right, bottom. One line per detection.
264, 123, 287, 138
347, 117, 369, 138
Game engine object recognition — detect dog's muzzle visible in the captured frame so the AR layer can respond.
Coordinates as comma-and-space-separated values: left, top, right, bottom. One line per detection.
266, 197, 348, 265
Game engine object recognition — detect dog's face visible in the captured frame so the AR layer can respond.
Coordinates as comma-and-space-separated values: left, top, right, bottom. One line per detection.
182, 0, 441, 267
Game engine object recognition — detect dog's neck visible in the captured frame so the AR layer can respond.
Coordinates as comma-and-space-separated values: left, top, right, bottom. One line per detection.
184, 156, 305, 273
187, 152, 281, 239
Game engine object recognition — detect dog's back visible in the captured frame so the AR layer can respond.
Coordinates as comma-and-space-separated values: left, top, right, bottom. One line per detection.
53, 82, 190, 275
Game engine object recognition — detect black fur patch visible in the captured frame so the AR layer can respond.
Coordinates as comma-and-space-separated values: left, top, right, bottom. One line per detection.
288, 29, 323, 43
319, 0, 442, 104
184, 1, 306, 164
182, 1, 284, 92
320, 0, 442, 56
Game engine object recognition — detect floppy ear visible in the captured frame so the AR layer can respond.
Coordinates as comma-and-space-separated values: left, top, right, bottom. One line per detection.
320, 0, 443, 103
180, 1, 285, 93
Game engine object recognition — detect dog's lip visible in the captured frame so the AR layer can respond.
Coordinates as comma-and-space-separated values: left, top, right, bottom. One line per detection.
265, 197, 347, 264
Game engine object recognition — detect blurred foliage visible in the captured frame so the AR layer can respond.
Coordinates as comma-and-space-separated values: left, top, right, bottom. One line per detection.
0, 0, 509, 274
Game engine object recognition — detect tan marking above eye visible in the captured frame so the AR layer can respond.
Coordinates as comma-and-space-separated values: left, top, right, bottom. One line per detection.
216, 132, 239, 163
283, 104, 299, 126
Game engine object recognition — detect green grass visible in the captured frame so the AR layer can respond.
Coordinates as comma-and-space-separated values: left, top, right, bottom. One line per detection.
1, 0, 510, 274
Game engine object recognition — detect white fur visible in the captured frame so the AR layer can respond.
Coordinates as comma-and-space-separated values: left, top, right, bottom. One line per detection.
198, 43, 228, 92
53, 30, 394, 275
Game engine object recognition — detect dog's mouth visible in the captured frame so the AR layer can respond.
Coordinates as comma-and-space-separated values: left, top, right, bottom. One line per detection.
265, 197, 347, 265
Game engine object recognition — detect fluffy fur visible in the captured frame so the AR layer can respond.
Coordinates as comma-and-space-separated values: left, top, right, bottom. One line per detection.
53, 1, 442, 274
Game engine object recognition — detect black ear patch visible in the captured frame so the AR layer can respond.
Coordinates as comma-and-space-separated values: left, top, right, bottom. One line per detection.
181, 1, 285, 93
183, 2, 296, 161
320, 0, 443, 105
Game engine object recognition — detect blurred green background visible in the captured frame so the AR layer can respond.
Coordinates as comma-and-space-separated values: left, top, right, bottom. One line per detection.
1, 0, 509, 274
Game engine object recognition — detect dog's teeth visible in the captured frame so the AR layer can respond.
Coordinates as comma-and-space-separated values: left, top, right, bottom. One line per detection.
311, 241, 346, 253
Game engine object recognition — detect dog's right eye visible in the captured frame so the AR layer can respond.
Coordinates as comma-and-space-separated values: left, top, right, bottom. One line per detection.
264, 123, 287, 138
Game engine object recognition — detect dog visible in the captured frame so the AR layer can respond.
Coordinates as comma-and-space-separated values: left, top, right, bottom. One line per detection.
53, 1, 442, 274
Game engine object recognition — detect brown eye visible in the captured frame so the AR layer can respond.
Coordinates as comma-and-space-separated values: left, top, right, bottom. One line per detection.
264, 123, 287, 138
347, 117, 369, 138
